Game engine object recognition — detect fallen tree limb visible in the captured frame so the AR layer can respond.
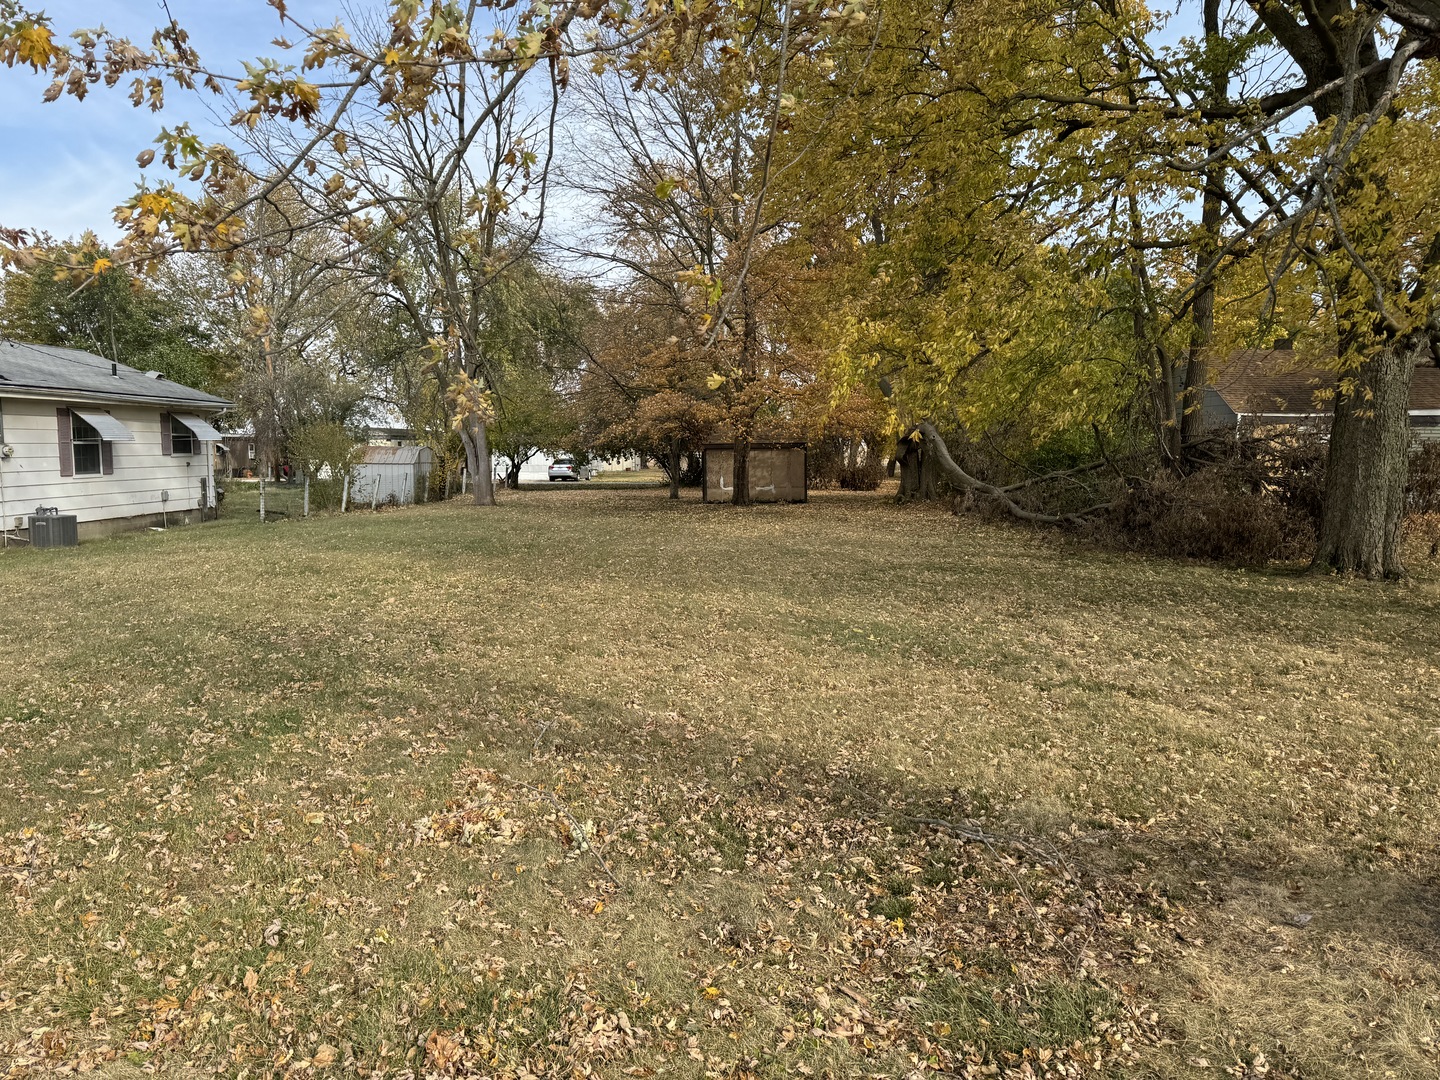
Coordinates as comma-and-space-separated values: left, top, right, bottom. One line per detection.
512, 778, 621, 891
837, 781, 1083, 965
997, 458, 1110, 493
918, 422, 1112, 526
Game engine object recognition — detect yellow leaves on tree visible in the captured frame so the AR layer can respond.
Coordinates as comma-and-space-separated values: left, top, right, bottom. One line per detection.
0, 19, 56, 71
445, 369, 496, 430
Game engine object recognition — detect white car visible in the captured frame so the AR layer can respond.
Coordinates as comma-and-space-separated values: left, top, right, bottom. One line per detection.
548, 457, 583, 481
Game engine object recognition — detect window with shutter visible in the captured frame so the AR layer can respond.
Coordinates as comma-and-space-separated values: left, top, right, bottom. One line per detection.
72, 413, 102, 476
170, 418, 196, 455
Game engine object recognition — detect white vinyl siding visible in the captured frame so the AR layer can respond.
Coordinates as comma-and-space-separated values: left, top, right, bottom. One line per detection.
0, 396, 214, 528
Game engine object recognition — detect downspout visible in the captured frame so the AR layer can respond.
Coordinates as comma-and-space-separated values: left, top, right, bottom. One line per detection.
205, 437, 217, 519
0, 448, 8, 548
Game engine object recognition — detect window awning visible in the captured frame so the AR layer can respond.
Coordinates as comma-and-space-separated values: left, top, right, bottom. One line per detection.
71, 408, 136, 443
172, 413, 225, 442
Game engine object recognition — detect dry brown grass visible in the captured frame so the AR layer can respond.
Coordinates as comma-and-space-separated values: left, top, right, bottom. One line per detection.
1, 488, 1438, 1078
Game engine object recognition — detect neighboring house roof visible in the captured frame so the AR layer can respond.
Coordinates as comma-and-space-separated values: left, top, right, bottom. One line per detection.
359, 446, 431, 465
1210, 348, 1440, 416
0, 339, 232, 410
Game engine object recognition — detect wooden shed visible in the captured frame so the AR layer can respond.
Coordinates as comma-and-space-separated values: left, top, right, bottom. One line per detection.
702, 437, 807, 503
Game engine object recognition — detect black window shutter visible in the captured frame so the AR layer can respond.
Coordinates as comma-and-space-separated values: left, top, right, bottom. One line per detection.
57, 407, 74, 477
101, 437, 114, 475
160, 412, 172, 456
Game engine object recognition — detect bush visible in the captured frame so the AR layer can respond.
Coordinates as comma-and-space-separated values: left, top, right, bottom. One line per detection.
306, 476, 348, 512
1104, 435, 1326, 565
837, 462, 883, 490
1107, 469, 1317, 564
1408, 443, 1440, 514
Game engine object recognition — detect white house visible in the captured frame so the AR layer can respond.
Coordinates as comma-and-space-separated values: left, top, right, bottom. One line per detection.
0, 340, 231, 542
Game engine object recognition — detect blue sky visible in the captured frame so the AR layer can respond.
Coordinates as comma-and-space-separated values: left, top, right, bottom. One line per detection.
0, 1, 334, 242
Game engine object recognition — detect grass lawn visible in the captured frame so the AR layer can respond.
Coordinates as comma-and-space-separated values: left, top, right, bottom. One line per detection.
1, 489, 1438, 1078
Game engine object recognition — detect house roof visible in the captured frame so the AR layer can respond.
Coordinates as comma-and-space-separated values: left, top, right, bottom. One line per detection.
1211, 348, 1440, 415
0, 339, 232, 410
360, 445, 431, 465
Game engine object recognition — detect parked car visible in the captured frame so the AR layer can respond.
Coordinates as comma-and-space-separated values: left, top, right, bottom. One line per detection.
548, 457, 583, 481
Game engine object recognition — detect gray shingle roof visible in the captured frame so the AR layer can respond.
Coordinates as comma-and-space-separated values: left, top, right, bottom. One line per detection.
0, 339, 231, 410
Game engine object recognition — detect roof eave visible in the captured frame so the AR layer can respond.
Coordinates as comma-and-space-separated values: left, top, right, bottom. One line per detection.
0, 385, 232, 410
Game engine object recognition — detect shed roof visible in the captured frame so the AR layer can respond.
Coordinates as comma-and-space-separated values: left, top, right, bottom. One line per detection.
703, 424, 805, 448
1211, 349, 1440, 415
0, 339, 232, 410
359, 445, 432, 465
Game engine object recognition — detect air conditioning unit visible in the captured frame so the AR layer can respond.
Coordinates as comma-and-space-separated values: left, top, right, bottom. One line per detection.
29, 513, 78, 548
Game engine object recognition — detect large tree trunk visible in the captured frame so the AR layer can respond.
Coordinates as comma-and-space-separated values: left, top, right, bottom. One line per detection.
919, 446, 941, 500
460, 416, 497, 507
731, 437, 752, 506
474, 420, 496, 506
897, 437, 923, 499
1181, 0, 1226, 456
1245, 11, 1421, 576
668, 438, 681, 500
1314, 337, 1421, 577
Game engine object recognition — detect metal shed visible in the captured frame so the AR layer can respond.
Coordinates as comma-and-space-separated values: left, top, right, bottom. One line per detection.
702, 438, 807, 503
353, 445, 434, 507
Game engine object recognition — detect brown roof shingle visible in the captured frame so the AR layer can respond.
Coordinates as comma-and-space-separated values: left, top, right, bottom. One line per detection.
1212, 349, 1440, 414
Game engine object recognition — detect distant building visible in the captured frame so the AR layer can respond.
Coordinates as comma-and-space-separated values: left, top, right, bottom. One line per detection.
1202, 348, 1440, 441
367, 426, 419, 447
0, 340, 230, 541
218, 430, 261, 477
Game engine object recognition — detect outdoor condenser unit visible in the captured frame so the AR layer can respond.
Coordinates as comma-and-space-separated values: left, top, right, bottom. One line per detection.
28, 512, 78, 549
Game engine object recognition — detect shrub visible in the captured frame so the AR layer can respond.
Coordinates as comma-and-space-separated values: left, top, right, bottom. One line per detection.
837, 462, 883, 490
1107, 469, 1317, 564
1104, 435, 1326, 565
808, 437, 885, 490
1408, 443, 1440, 514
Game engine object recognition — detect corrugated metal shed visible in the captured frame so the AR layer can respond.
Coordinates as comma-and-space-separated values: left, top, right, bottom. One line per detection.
360, 446, 429, 466
354, 445, 434, 506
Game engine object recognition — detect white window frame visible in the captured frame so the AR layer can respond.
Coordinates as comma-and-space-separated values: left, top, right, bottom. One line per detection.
171, 418, 196, 456
72, 413, 103, 476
